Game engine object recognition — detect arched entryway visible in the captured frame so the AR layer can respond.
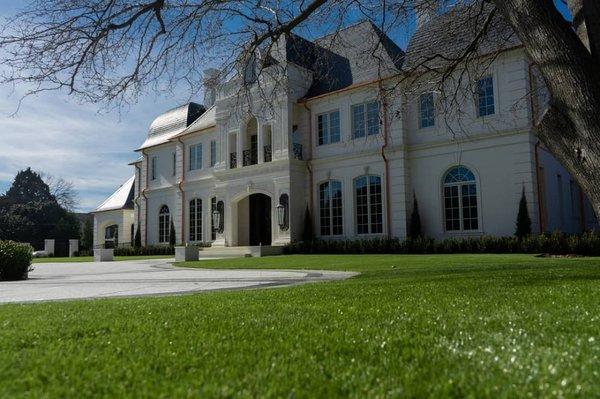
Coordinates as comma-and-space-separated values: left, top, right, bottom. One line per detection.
236, 193, 272, 246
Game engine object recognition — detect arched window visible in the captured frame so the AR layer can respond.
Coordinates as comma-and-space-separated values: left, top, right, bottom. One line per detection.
354, 175, 383, 235
104, 224, 119, 248
158, 205, 170, 243
189, 198, 202, 242
443, 166, 479, 231
319, 180, 343, 236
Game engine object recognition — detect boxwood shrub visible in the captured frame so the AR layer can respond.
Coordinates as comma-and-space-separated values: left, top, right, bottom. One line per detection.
0, 240, 33, 281
284, 231, 600, 256
113, 245, 175, 256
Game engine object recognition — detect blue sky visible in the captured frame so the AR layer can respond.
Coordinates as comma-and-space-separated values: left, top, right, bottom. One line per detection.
0, 1, 571, 212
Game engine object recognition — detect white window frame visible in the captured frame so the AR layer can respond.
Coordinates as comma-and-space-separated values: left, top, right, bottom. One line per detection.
319, 180, 344, 237
189, 198, 202, 243
354, 175, 383, 235
189, 143, 203, 171
419, 92, 435, 129
442, 166, 481, 232
158, 205, 170, 243
210, 140, 217, 167
316, 110, 341, 146
151, 156, 157, 180
476, 75, 496, 117
351, 101, 379, 139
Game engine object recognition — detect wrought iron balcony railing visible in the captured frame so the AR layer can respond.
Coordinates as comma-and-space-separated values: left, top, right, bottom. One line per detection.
264, 145, 272, 162
229, 152, 237, 169
293, 143, 303, 160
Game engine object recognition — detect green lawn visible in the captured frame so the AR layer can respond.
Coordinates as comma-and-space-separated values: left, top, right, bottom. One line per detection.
32, 254, 173, 263
2, 254, 599, 397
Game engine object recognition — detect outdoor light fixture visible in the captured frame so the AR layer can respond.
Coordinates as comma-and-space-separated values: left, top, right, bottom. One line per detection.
277, 194, 289, 231
212, 201, 224, 233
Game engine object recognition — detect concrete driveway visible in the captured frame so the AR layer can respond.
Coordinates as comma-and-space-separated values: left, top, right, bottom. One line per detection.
0, 259, 357, 304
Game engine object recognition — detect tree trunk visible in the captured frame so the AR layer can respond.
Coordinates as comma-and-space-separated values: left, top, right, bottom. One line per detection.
492, 0, 600, 220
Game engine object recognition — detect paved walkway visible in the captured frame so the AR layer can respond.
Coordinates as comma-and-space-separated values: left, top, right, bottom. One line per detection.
0, 259, 357, 304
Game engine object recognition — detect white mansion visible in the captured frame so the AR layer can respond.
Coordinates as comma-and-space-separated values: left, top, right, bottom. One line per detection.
93, 4, 598, 250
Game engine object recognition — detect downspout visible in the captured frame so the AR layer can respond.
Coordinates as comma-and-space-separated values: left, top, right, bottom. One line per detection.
378, 82, 392, 237
177, 137, 186, 244
142, 150, 149, 245
302, 102, 314, 219
534, 141, 544, 234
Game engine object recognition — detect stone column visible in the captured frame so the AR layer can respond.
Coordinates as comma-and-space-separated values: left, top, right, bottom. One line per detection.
257, 122, 264, 164
44, 239, 55, 256
69, 239, 79, 257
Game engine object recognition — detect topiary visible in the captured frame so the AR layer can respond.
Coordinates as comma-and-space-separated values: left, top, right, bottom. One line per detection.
515, 188, 532, 239
0, 240, 33, 281
169, 221, 176, 246
409, 194, 423, 239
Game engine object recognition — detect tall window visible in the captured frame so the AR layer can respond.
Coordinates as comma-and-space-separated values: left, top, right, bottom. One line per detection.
189, 198, 202, 242
189, 143, 202, 171
319, 180, 343, 236
317, 110, 341, 145
210, 140, 217, 167
419, 93, 435, 128
476, 76, 495, 117
443, 166, 479, 231
211, 196, 217, 240
151, 156, 157, 180
352, 101, 379, 138
158, 205, 170, 243
172, 152, 177, 176
104, 224, 118, 248
354, 175, 383, 234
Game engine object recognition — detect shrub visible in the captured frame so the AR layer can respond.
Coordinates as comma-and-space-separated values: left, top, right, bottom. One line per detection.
113, 245, 175, 257
284, 232, 600, 256
515, 189, 532, 238
0, 240, 33, 281
409, 195, 423, 239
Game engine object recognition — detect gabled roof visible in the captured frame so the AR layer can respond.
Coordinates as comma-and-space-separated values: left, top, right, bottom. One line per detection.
137, 102, 206, 150
93, 176, 135, 213
403, 1, 520, 71
172, 105, 217, 139
289, 21, 404, 98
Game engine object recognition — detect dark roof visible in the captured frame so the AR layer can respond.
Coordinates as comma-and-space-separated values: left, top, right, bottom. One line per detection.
404, 1, 521, 71
287, 21, 405, 98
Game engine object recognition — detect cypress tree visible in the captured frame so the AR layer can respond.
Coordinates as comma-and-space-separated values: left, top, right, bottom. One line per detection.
302, 206, 314, 242
515, 188, 532, 238
409, 194, 423, 238
169, 220, 176, 246
134, 227, 142, 248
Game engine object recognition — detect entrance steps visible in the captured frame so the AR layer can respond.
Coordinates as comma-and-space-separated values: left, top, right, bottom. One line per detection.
198, 245, 284, 258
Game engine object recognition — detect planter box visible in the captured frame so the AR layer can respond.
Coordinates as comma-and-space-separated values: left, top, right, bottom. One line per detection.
175, 246, 199, 262
94, 248, 114, 262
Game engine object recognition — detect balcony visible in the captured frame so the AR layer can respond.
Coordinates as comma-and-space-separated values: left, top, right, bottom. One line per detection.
243, 149, 258, 167
264, 145, 272, 162
229, 152, 237, 169
293, 143, 303, 160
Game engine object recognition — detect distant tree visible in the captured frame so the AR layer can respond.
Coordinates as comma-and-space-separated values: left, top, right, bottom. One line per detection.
134, 227, 142, 248
302, 206, 314, 242
81, 218, 94, 250
515, 188, 532, 238
409, 195, 423, 239
169, 220, 176, 246
0, 168, 80, 242
41, 173, 78, 211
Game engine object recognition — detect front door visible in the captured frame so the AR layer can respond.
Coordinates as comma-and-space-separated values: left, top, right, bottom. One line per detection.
249, 194, 271, 245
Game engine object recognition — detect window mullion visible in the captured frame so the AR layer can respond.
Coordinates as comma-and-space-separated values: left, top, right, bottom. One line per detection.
458, 183, 464, 231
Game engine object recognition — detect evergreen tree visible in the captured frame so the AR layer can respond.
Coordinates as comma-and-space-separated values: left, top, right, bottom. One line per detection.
301, 206, 314, 242
515, 188, 532, 238
169, 220, 176, 246
134, 227, 142, 248
409, 194, 423, 238
81, 218, 94, 250
5, 168, 54, 204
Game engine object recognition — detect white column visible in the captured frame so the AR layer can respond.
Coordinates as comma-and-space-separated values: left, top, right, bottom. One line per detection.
257, 123, 264, 164
236, 128, 243, 168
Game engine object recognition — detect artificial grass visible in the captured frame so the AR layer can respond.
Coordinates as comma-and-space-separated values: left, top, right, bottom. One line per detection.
32, 255, 173, 263
1, 254, 599, 397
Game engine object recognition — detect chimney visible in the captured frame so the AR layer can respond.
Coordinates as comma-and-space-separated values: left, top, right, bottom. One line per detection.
414, 0, 438, 29
202, 68, 220, 108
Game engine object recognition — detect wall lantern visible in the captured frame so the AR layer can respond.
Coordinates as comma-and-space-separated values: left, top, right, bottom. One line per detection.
277, 194, 289, 231
212, 201, 224, 233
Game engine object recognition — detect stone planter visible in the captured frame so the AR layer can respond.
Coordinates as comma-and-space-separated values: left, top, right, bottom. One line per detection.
175, 245, 199, 261
94, 248, 114, 262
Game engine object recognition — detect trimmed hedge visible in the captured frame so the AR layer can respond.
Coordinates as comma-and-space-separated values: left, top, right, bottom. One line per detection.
284, 231, 600, 256
0, 240, 33, 281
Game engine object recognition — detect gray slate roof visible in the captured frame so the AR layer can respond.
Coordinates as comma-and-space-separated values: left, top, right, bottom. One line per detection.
138, 102, 206, 150
404, 1, 521, 71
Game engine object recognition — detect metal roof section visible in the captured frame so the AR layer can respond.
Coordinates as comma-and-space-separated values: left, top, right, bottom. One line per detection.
172, 105, 217, 139
93, 176, 135, 213
137, 102, 206, 150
